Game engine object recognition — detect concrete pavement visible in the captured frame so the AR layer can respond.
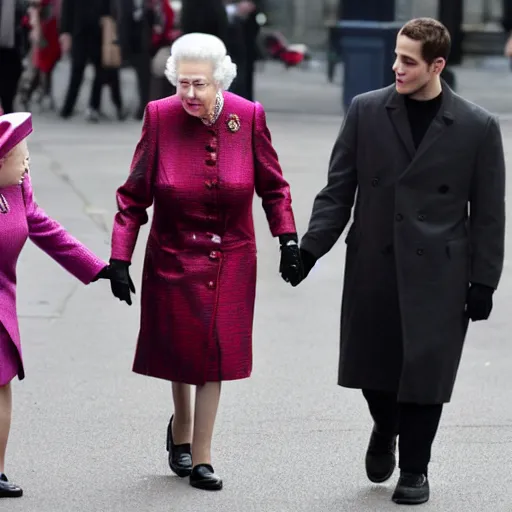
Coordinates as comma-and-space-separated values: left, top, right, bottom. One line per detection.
4, 58, 512, 511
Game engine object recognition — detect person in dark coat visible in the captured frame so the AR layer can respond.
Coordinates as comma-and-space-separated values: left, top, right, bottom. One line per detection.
295, 18, 505, 506
502, 0, 512, 56
226, 0, 261, 101
180, 0, 258, 100
112, 0, 157, 119
58, 0, 113, 120
0, 0, 26, 114
180, 0, 230, 43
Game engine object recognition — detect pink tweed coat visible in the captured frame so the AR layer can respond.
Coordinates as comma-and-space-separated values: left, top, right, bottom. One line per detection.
111, 92, 297, 385
0, 173, 106, 386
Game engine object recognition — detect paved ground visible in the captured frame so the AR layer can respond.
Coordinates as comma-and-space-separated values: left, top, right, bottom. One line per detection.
3, 57, 512, 511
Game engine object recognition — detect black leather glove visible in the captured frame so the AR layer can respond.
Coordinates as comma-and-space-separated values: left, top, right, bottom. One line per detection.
300, 248, 317, 279
91, 265, 110, 281
465, 283, 494, 321
279, 233, 303, 287
109, 259, 136, 306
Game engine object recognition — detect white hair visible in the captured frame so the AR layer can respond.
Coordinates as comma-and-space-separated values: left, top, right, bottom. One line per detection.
165, 33, 237, 90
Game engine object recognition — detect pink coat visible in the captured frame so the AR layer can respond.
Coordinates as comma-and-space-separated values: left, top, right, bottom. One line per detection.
111, 92, 296, 385
0, 173, 106, 384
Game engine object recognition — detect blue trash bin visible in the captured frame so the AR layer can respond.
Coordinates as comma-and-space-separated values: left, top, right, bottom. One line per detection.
338, 20, 403, 110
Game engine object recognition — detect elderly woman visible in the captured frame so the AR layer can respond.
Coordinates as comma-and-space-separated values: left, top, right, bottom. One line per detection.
0, 112, 119, 497
109, 32, 302, 490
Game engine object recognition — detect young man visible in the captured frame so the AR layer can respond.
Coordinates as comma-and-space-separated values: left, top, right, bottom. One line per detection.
297, 18, 505, 505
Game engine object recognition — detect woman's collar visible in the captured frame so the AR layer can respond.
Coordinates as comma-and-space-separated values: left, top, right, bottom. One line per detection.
201, 91, 224, 127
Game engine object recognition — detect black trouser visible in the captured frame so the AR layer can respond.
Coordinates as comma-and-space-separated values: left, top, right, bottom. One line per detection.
60, 29, 102, 116
0, 47, 22, 114
131, 52, 151, 114
363, 389, 443, 475
90, 66, 123, 112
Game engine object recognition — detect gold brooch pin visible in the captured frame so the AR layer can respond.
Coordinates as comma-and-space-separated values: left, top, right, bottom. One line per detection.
227, 114, 240, 133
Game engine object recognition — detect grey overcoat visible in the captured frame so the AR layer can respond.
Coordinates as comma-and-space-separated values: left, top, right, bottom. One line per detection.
301, 83, 506, 404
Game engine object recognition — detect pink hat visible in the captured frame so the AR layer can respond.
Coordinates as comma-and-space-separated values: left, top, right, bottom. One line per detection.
0, 113, 33, 161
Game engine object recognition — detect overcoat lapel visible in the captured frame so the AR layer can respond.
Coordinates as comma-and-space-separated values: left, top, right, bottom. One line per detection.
385, 80, 456, 179
385, 93, 416, 161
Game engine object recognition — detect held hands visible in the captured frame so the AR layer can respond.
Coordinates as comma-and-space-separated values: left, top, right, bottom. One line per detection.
465, 283, 494, 321
93, 259, 135, 306
279, 234, 318, 287
108, 259, 136, 305
279, 234, 303, 287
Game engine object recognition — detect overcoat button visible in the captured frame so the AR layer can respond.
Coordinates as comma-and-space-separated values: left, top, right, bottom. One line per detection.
205, 179, 212, 189
416, 248, 424, 256
207, 281, 215, 289
438, 185, 449, 194
211, 178, 218, 187
209, 251, 219, 260
395, 213, 403, 221
418, 214, 426, 221
371, 177, 379, 187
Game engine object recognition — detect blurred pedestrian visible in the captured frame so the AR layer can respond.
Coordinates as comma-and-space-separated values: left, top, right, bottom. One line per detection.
0, 0, 26, 113
19, 0, 61, 111
225, 0, 260, 101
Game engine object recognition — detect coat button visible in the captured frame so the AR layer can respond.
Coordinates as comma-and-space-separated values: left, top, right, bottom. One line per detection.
418, 214, 426, 221
438, 185, 449, 194
207, 280, 216, 289
205, 179, 212, 189
416, 248, 424, 256
209, 251, 219, 260
395, 213, 403, 222
371, 177, 379, 187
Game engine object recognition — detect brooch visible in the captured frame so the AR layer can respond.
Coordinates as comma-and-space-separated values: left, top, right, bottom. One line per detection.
227, 113, 241, 133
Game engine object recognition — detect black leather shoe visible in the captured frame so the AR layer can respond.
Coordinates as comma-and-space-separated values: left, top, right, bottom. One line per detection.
365, 427, 397, 483
189, 464, 223, 491
392, 471, 429, 505
166, 415, 192, 477
0, 474, 23, 498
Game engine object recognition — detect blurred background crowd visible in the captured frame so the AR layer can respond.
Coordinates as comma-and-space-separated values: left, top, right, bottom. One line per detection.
0, 0, 312, 122
2, 0, 512, 122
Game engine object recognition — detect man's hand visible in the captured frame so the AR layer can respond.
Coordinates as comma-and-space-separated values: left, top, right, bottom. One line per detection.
465, 283, 494, 321
300, 248, 316, 280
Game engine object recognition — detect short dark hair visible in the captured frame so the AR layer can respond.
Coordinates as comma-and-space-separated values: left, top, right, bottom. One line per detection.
400, 18, 451, 64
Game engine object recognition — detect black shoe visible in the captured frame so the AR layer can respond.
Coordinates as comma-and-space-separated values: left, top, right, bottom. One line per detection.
0, 474, 23, 498
189, 464, 223, 491
392, 471, 429, 505
166, 415, 192, 477
365, 427, 397, 483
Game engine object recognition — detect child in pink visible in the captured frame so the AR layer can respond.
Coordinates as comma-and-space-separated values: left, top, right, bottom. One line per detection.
0, 112, 117, 497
